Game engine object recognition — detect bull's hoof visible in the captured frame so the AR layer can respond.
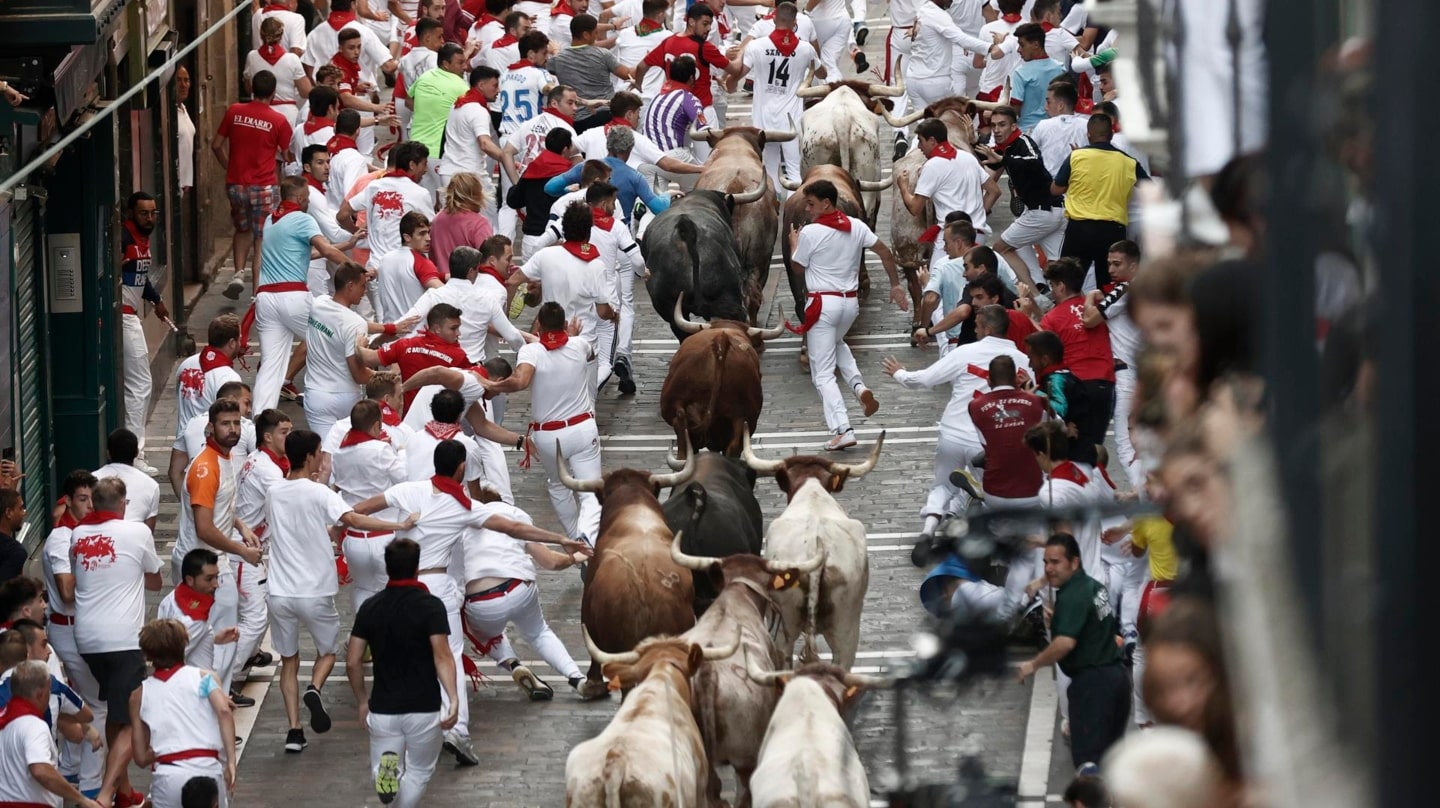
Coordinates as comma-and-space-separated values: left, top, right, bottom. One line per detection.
798, 345, 810, 370
909, 322, 925, 347
578, 679, 612, 701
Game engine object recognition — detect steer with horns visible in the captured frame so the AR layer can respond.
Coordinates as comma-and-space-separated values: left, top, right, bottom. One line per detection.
663, 294, 786, 458
796, 72, 907, 226
670, 536, 826, 807
561, 443, 699, 699
567, 630, 741, 808
743, 430, 885, 669
744, 654, 891, 807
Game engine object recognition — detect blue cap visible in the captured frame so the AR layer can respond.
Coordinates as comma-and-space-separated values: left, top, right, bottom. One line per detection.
919, 554, 980, 616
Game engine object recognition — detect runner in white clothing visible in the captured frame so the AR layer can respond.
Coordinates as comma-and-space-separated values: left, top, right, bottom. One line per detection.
322, 372, 416, 455
396, 18, 443, 136
171, 314, 244, 446
737, 3, 822, 187
264, 429, 415, 755
93, 429, 161, 530
400, 366, 524, 505
229, 408, 291, 690
0, 662, 102, 808
438, 66, 505, 185
786, 180, 906, 450
1030, 81, 1091, 176
252, 0, 308, 56
324, 111, 372, 212
301, 144, 365, 298
402, 390, 494, 491
895, 118, 999, 268
376, 212, 444, 323
155, 549, 240, 673
338, 141, 437, 270
902, 0, 996, 132
246, 17, 314, 129
331, 400, 410, 609
353, 441, 589, 765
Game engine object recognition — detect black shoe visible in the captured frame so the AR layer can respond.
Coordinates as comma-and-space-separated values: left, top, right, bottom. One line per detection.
284, 728, 307, 753
742, 78, 754, 94
229, 689, 256, 708
893, 135, 909, 161
245, 651, 274, 668
854, 23, 869, 47
614, 357, 636, 395
303, 686, 331, 734
852, 50, 869, 74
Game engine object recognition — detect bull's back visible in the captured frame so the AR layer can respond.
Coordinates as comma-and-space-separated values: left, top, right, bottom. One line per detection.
582, 530, 697, 648
751, 688, 869, 808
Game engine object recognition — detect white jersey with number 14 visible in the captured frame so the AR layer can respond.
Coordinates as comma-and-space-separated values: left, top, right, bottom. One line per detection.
742, 37, 820, 128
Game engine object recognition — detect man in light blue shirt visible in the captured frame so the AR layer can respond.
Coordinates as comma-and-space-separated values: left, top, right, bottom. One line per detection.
544, 126, 669, 227
1009, 23, 1067, 132
918, 221, 975, 353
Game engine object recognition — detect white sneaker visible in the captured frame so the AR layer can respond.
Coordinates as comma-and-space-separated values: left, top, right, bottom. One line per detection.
134, 458, 159, 476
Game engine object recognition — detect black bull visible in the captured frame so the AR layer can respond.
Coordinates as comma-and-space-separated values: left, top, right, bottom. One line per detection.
642, 190, 755, 342
662, 452, 764, 614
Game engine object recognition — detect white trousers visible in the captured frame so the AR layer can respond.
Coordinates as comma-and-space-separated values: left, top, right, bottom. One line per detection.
306, 265, 334, 298
615, 263, 638, 363
904, 74, 953, 134
812, 16, 851, 85
923, 432, 983, 519
251, 290, 311, 415
534, 418, 603, 542
303, 387, 362, 443
211, 570, 240, 693
594, 317, 617, 388
472, 430, 515, 505
150, 759, 227, 808
850, 0, 868, 24
807, 295, 864, 435
949, 50, 980, 98
418, 573, 470, 739
1113, 367, 1143, 489
949, 578, 1007, 623
520, 233, 548, 262
1132, 641, 1151, 726
1000, 208, 1066, 285
232, 559, 269, 683
762, 140, 802, 193
462, 580, 583, 680
367, 711, 443, 808
48, 621, 105, 791
343, 531, 393, 611
122, 313, 152, 452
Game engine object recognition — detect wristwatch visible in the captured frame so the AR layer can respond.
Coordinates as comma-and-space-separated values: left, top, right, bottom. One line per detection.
515, 436, 525, 451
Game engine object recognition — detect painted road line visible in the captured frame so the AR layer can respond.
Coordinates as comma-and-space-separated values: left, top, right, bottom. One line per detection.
1018, 668, 1059, 800
632, 331, 917, 344
600, 425, 935, 442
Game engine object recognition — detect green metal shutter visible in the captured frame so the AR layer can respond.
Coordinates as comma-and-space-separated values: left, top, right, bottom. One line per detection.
10, 192, 52, 547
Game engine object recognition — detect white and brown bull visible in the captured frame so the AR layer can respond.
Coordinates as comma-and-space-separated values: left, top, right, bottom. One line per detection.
668, 536, 826, 808
796, 74, 905, 227
742, 430, 885, 670
743, 656, 891, 807
690, 125, 796, 325
562, 445, 699, 699
777, 165, 891, 324
567, 631, 741, 808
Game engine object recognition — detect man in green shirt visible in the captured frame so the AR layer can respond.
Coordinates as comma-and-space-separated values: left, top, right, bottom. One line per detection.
408, 42, 471, 157
1017, 532, 1129, 771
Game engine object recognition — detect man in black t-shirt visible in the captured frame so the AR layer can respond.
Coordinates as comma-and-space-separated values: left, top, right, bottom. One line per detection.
347, 539, 457, 807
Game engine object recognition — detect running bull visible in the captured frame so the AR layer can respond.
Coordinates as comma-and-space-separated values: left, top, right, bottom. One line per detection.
661, 447, 767, 614
778, 165, 892, 328
796, 74, 906, 226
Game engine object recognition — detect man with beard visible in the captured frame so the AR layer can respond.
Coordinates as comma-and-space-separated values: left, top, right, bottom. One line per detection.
118, 192, 170, 475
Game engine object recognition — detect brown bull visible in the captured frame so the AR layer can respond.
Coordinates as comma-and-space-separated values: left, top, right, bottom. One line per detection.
562, 446, 699, 700
692, 125, 796, 325
670, 537, 826, 808
660, 294, 784, 456
777, 165, 891, 323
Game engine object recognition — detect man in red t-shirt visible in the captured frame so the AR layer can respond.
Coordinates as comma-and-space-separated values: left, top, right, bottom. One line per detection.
631, 4, 740, 159
968, 355, 1047, 508
372, 302, 471, 411
967, 272, 1036, 351
1017, 256, 1114, 468
212, 70, 295, 291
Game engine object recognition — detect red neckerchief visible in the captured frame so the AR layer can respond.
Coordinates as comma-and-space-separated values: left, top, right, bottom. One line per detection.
56, 511, 80, 529
477, 265, 507, 285
261, 446, 292, 476
507, 58, 536, 70
272, 200, 305, 223
327, 11, 358, 30
198, 346, 233, 373
813, 210, 851, 232
425, 421, 463, 440
493, 33, 518, 48
544, 107, 575, 126
262, 3, 289, 11
637, 18, 665, 36
660, 79, 691, 95
553, 0, 577, 16
327, 134, 359, 154
473, 10, 500, 29
930, 141, 958, 160
380, 401, 402, 427
768, 29, 800, 57
0, 697, 46, 730
258, 43, 287, 65
304, 115, 335, 135
173, 582, 215, 622
153, 664, 185, 683
79, 510, 126, 525
1050, 460, 1090, 487
430, 474, 472, 508
453, 88, 488, 109
538, 329, 569, 350
995, 128, 1022, 152
330, 52, 362, 89
1041, 21, 1055, 32
305, 173, 327, 193
123, 220, 151, 252
386, 577, 430, 592
603, 121, 631, 134
339, 429, 387, 448
1002, 13, 1023, 23
522, 149, 574, 179
591, 206, 615, 231
383, 168, 412, 180
562, 241, 600, 261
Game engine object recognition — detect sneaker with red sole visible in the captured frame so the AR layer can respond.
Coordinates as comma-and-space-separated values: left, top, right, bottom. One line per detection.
280, 381, 303, 402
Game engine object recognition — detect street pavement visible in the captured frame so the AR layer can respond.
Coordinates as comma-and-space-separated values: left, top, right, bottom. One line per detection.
127, 13, 1120, 806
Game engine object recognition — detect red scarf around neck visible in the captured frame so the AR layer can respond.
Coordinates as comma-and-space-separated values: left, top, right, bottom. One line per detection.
562, 241, 600, 261
538, 330, 569, 350
380, 401, 402, 427
263, 3, 289, 12
327, 10, 358, 31
79, 510, 125, 525
522, 149, 574, 180
304, 115, 336, 135
477, 265, 507, 286
590, 207, 615, 231
173, 582, 215, 622
544, 107, 575, 126
262, 446, 292, 476
258, 43, 287, 65
637, 18, 665, 36
813, 210, 851, 232
507, 58, 536, 71
430, 474, 472, 508
454, 88, 489, 109
339, 429, 387, 449
198, 346, 233, 373
553, 0, 577, 16
424, 421, 463, 440
1051, 460, 1090, 487
330, 52, 362, 88
995, 127, 1022, 152
493, 33, 518, 49
0, 696, 46, 730
56, 511, 80, 530
305, 173, 326, 194
327, 134, 359, 155
383, 168, 413, 180
930, 141, 959, 160
123, 220, 151, 251
272, 200, 305, 223
1002, 13, 1023, 23
768, 29, 800, 57
153, 663, 185, 682
386, 577, 430, 592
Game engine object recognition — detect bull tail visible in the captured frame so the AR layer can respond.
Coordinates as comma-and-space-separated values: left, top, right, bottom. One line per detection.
676, 215, 703, 314
601, 749, 626, 807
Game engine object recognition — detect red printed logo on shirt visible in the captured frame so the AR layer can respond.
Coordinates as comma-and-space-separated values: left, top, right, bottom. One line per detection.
179, 367, 206, 400
373, 190, 406, 219
71, 534, 118, 571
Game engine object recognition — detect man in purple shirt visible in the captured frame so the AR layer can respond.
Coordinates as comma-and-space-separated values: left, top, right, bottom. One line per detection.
641, 56, 703, 190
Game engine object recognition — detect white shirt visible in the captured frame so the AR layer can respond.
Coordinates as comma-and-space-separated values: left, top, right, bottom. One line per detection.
323, 415, 414, 455
290, 122, 334, 177
741, 35, 819, 127
405, 426, 486, 483
244, 50, 307, 107
70, 515, 162, 654
383, 480, 494, 570
177, 104, 196, 189
1102, 292, 1142, 368
177, 444, 240, 575
810, 0, 849, 20
307, 183, 350, 281
264, 477, 350, 597
483, 39, 522, 74
92, 462, 161, 524
155, 589, 217, 669
253, 8, 308, 54
539, 188, 590, 247
914, 148, 990, 234
235, 448, 287, 537
1038, 464, 1103, 578
303, 18, 392, 73
890, 0, 921, 26
517, 337, 595, 424
327, 147, 371, 211
305, 295, 369, 394
439, 101, 495, 176
0, 713, 60, 808
41, 524, 77, 617
572, 125, 666, 169
792, 218, 879, 292
587, 215, 640, 278
518, 246, 614, 341
498, 64, 556, 138
403, 277, 525, 365
350, 174, 436, 268
1032, 112, 1091, 177
331, 435, 408, 517
178, 415, 257, 477
977, 17, 1023, 94
504, 112, 576, 173
906, 3, 990, 81
173, 349, 243, 435
377, 249, 440, 324
462, 501, 538, 583
890, 335, 1033, 443
399, 45, 438, 92
613, 28, 671, 99
137, 666, 224, 758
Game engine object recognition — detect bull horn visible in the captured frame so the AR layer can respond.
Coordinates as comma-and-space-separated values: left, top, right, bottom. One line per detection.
673, 292, 707, 334
969, 97, 1008, 113
842, 671, 894, 690
795, 82, 833, 99
558, 444, 605, 492
880, 107, 926, 129
761, 128, 797, 143
826, 430, 886, 478
688, 124, 714, 144
664, 443, 686, 471
768, 546, 826, 576
700, 627, 743, 661
727, 182, 768, 205
741, 429, 785, 475
743, 648, 790, 686
866, 82, 906, 98
669, 531, 723, 572
857, 177, 894, 192
779, 176, 802, 191
648, 433, 696, 488
584, 626, 640, 667
746, 305, 787, 340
